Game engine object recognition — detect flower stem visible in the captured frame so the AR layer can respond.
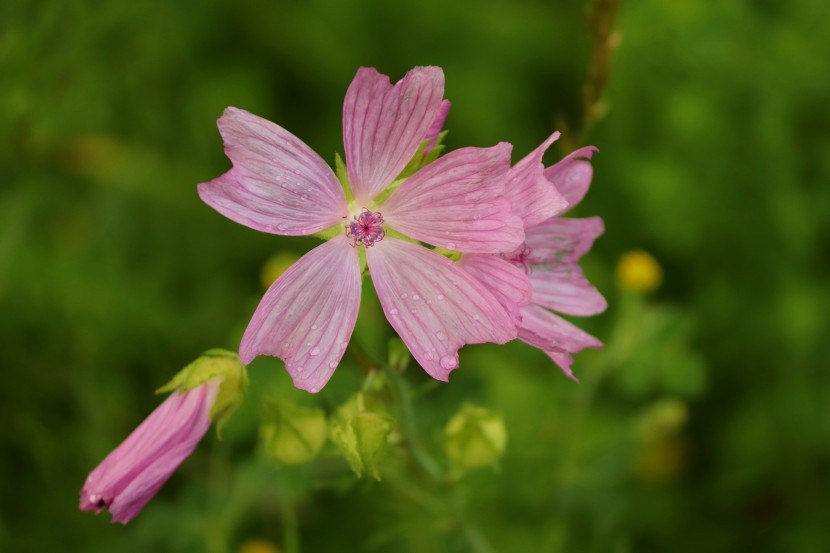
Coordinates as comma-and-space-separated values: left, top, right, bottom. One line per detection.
383, 363, 444, 482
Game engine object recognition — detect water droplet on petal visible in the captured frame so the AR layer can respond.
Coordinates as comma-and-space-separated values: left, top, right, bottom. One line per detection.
309, 347, 320, 356
437, 294, 444, 300
277, 223, 287, 231
400, 293, 408, 299
447, 242, 457, 250
310, 387, 318, 393
297, 366, 304, 373
389, 308, 399, 315
311, 324, 318, 330
329, 361, 338, 369
472, 314, 480, 321
424, 351, 433, 361
439, 355, 457, 370
412, 294, 420, 301
436, 330, 446, 341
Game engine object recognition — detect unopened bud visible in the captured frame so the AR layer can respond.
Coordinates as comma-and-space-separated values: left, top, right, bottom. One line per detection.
261, 400, 327, 465
330, 392, 392, 480
444, 404, 507, 472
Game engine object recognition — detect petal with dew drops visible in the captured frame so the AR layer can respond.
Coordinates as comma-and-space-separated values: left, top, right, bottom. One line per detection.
382, 143, 524, 253
459, 254, 532, 325
366, 238, 516, 381
543, 146, 598, 211
505, 133, 569, 227
343, 66, 445, 203
240, 236, 361, 393
525, 216, 605, 264
517, 304, 602, 380
198, 107, 346, 236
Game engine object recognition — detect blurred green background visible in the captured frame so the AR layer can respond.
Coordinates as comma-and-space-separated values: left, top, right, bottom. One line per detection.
2, 0, 829, 551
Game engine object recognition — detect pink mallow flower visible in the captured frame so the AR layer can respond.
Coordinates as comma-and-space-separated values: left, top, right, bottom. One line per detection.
461, 138, 606, 380
198, 66, 525, 392
79, 380, 220, 524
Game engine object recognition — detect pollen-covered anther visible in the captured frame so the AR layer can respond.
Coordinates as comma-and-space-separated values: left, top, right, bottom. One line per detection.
500, 242, 534, 274
345, 207, 386, 247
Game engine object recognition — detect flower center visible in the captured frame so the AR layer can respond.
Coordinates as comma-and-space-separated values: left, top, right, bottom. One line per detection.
345, 208, 385, 247
500, 243, 533, 274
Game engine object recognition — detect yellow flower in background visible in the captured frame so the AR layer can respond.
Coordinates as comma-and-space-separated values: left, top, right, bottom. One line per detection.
260, 251, 301, 290
616, 250, 663, 292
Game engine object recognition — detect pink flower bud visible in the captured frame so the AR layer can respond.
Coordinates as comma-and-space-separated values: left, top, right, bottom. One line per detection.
79, 380, 220, 524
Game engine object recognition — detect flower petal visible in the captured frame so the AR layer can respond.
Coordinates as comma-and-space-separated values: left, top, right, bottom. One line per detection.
366, 238, 516, 381
545, 351, 579, 382
198, 107, 346, 235
525, 216, 605, 316
240, 235, 361, 393
529, 265, 607, 316
382, 143, 524, 253
505, 133, 569, 227
459, 254, 532, 325
343, 66, 445, 203
525, 216, 605, 263
543, 145, 598, 211
80, 381, 219, 524
517, 305, 602, 380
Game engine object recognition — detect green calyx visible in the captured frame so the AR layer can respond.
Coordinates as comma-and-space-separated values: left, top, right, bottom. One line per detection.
329, 373, 393, 480
444, 404, 507, 473
261, 400, 328, 465
157, 348, 248, 438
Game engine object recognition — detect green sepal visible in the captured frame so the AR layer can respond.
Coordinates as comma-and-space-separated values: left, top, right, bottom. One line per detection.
396, 131, 448, 181
444, 404, 507, 473
422, 130, 448, 166
431, 247, 462, 262
329, 374, 392, 480
261, 399, 328, 465
156, 349, 248, 438
334, 152, 354, 203
311, 222, 343, 242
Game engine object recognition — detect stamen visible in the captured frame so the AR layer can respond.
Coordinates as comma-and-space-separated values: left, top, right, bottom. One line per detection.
345, 208, 386, 247
500, 243, 533, 274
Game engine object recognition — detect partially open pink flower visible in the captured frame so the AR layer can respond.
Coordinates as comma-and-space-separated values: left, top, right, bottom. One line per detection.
199, 67, 524, 392
461, 140, 606, 380
79, 380, 219, 524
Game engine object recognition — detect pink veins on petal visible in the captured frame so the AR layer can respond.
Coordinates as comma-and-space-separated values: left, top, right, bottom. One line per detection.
346, 208, 386, 247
